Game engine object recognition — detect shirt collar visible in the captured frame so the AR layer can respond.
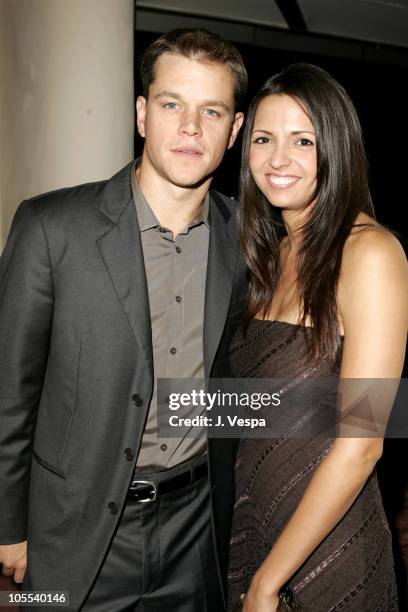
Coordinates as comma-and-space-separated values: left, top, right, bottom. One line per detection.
130, 160, 210, 233
131, 160, 160, 232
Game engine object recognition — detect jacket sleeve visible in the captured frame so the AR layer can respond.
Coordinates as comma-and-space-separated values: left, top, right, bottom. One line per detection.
0, 200, 54, 543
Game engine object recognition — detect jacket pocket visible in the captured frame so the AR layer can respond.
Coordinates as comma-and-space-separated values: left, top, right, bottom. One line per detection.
32, 451, 65, 479
32, 338, 81, 471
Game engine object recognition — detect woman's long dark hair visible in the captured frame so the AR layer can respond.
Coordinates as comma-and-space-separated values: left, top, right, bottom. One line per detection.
240, 63, 375, 359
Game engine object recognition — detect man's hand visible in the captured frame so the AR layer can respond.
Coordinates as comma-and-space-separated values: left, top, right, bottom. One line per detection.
0, 541, 27, 583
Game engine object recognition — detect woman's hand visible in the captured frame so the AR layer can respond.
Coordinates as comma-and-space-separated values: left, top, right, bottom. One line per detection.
241, 570, 280, 611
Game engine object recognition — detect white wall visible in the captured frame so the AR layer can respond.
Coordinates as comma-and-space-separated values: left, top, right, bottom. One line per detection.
0, 0, 134, 249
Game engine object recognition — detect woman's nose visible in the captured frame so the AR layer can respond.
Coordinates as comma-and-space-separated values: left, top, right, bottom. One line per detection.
268, 142, 291, 169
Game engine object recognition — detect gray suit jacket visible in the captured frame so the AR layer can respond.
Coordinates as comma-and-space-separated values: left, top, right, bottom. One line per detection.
0, 162, 248, 610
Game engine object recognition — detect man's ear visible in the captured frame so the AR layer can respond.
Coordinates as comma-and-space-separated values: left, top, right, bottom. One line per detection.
136, 96, 147, 138
227, 112, 245, 149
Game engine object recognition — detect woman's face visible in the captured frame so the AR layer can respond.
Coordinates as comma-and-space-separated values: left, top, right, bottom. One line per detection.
249, 94, 317, 214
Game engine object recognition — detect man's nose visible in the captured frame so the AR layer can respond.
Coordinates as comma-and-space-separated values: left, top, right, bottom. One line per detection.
178, 110, 202, 137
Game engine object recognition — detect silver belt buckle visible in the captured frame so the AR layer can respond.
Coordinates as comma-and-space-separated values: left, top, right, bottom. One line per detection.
130, 479, 158, 503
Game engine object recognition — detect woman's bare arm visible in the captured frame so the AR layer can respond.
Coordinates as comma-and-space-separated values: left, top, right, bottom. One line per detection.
243, 229, 408, 611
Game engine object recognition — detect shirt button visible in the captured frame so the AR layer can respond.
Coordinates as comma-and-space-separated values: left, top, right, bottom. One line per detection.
170, 347, 177, 355
132, 393, 143, 406
124, 448, 134, 461
160, 444, 167, 451
175, 246, 181, 254
175, 296, 182, 303
108, 501, 119, 515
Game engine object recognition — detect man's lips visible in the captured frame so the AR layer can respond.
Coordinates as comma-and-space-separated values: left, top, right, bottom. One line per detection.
265, 173, 300, 188
171, 147, 203, 156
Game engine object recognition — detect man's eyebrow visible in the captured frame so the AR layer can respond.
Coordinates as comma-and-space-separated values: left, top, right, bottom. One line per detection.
202, 99, 232, 113
154, 91, 232, 113
154, 90, 183, 101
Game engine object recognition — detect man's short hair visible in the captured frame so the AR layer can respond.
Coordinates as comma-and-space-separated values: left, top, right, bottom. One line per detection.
140, 28, 248, 109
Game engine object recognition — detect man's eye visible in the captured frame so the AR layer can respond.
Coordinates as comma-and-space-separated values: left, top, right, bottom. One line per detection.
204, 109, 220, 117
163, 102, 177, 110
253, 136, 270, 144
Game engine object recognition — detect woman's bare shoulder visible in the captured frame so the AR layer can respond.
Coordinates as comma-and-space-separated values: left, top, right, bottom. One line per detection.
338, 213, 408, 376
338, 213, 407, 328
344, 213, 405, 265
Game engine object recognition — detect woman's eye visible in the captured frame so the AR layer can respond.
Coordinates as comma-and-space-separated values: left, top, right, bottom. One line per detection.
296, 138, 314, 146
253, 136, 270, 144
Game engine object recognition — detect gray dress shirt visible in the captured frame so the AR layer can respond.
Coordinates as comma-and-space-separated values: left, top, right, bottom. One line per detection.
131, 165, 209, 471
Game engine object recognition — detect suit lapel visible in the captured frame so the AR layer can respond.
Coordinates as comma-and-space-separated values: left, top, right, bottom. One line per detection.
204, 192, 239, 377
95, 163, 153, 373
95, 167, 238, 379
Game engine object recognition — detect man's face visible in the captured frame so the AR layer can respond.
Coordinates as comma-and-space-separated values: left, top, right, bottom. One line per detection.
136, 53, 244, 188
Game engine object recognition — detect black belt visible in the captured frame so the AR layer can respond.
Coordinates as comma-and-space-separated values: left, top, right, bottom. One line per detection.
127, 460, 208, 503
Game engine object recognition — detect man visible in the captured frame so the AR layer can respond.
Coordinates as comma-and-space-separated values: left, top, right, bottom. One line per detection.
0, 28, 248, 611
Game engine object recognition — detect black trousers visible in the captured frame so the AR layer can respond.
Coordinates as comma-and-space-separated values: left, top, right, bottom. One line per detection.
81, 458, 224, 612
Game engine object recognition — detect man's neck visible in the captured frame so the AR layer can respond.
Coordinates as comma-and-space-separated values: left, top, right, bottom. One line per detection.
136, 159, 211, 237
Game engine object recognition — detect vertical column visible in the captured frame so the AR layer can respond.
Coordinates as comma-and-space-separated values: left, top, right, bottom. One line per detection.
0, 0, 134, 249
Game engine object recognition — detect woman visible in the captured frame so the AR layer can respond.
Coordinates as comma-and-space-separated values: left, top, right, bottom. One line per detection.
227, 64, 408, 611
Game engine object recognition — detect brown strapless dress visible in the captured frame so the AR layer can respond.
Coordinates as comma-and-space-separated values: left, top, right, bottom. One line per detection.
227, 319, 398, 612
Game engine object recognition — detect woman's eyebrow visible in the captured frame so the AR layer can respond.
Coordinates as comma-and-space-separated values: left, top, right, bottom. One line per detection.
251, 129, 315, 135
